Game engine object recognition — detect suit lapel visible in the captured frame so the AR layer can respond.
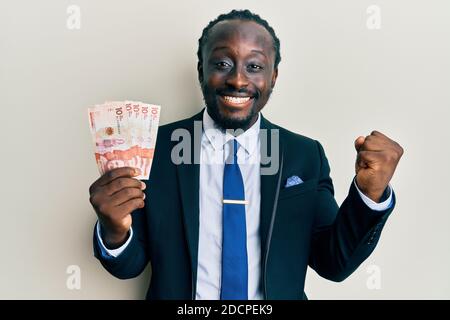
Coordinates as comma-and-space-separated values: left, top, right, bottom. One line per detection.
176, 110, 203, 299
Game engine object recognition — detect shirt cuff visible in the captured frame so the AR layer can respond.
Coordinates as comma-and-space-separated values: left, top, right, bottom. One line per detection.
353, 179, 394, 212
95, 221, 133, 258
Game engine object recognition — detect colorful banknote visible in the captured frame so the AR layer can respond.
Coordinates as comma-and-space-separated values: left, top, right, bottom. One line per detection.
88, 101, 161, 180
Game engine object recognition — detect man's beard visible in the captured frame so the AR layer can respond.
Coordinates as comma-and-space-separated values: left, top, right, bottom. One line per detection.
206, 101, 257, 131
201, 84, 259, 131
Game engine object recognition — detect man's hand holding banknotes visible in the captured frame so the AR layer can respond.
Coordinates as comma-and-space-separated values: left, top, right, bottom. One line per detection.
88, 101, 161, 248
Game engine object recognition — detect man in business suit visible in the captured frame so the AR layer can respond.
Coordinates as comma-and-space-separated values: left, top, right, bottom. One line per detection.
89, 10, 403, 299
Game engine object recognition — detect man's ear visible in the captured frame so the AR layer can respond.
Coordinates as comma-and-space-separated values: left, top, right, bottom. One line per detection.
197, 62, 204, 85
271, 67, 278, 88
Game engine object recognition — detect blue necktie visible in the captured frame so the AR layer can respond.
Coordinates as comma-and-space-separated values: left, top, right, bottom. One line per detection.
221, 139, 248, 300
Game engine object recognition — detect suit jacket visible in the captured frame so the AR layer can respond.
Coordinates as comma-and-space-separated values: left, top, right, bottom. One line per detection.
93, 109, 395, 300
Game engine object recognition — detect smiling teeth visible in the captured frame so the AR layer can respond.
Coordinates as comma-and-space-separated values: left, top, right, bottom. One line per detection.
223, 96, 251, 104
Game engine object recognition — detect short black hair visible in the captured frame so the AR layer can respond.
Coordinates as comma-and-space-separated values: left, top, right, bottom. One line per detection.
197, 9, 281, 70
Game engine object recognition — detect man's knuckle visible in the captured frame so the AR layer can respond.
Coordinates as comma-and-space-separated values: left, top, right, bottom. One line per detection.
135, 198, 144, 207
397, 145, 404, 156
102, 184, 112, 195
98, 203, 108, 214
386, 152, 398, 164
89, 194, 97, 205
116, 178, 125, 189
382, 152, 391, 162
107, 170, 115, 180
121, 188, 130, 197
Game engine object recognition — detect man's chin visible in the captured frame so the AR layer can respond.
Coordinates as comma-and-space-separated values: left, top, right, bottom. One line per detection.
207, 104, 256, 131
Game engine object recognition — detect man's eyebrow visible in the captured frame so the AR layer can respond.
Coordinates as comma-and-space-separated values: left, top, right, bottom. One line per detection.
211, 47, 268, 58
212, 46, 229, 52
251, 49, 267, 58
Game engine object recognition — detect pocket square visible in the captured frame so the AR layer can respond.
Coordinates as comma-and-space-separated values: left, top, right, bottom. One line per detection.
284, 175, 303, 188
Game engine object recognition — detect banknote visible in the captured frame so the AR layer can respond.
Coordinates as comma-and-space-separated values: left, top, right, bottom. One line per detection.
88, 101, 161, 180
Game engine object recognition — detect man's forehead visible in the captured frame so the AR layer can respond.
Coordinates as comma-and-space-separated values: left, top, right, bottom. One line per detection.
205, 20, 274, 53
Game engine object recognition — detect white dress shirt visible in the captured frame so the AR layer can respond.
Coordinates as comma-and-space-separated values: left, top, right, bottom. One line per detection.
196, 109, 263, 299
96, 109, 393, 300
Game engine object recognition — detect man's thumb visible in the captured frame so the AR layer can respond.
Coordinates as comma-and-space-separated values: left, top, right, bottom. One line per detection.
354, 136, 365, 152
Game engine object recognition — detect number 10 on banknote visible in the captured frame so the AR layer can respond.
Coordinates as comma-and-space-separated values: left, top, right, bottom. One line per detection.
88, 101, 161, 180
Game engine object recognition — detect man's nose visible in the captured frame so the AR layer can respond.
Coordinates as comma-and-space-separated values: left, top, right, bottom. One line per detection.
225, 67, 249, 89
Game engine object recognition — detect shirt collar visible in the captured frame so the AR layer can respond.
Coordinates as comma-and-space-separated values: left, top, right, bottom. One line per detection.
202, 108, 260, 156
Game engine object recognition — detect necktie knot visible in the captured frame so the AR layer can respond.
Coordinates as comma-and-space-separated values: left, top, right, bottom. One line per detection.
228, 139, 239, 164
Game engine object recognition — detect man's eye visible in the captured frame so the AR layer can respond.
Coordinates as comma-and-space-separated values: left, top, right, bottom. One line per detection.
215, 62, 231, 69
248, 64, 263, 71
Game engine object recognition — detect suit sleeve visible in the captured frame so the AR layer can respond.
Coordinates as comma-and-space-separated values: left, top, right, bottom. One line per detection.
308, 141, 395, 282
93, 206, 150, 279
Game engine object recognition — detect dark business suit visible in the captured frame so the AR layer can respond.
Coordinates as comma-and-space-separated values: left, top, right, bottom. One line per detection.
93, 109, 395, 300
